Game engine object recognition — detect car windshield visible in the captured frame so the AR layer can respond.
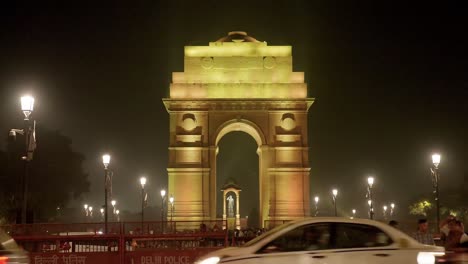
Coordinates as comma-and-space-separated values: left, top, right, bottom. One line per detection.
242, 222, 296, 247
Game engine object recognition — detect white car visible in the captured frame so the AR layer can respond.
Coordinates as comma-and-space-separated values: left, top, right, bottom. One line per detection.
196, 217, 444, 264
0, 228, 29, 264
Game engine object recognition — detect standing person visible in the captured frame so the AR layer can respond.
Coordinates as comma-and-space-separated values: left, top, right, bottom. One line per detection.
412, 219, 435, 245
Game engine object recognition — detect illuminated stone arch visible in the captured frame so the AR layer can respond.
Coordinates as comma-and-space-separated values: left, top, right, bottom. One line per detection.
163, 32, 314, 227
214, 119, 265, 147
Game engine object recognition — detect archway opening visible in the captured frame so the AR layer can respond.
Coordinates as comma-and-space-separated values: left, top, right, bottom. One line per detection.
216, 131, 259, 228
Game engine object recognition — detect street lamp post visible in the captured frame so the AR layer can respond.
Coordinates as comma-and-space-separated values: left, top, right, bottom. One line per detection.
367, 177, 375, 219
390, 203, 395, 217
383, 205, 388, 220
115, 210, 120, 222
84, 204, 88, 217
160, 189, 166, 232
10, 95, 36, 224
352, 209, 356, 218
111, 200, 116, 215
102, 154, 111, 234
169, 195, 174, 222
332, 189, 338, 216
140, 177, 147, 232
368, 200, 373, 218
314, 196, 319, 216
88, 206, 93, 218
431, 153, 441, 229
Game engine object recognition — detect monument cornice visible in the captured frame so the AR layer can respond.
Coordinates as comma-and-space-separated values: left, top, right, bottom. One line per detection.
163, 98, 314, 112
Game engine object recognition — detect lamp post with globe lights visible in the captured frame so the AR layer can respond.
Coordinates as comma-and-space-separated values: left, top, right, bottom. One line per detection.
383, 205, 388, 220
390, 203, 395, 217
115, 210, 120, 222
111, 200, 116, 214
160, 189, 166, 232
140, 177, 147, 230
367, 176, 375, 219
352, 209, 356, 219
102, 154, 111, 234
10, 96, 36, 223
431, 153, 441, 229
332, 189, 338, 216
314, 196, 319, 216
169, 195, 174, 222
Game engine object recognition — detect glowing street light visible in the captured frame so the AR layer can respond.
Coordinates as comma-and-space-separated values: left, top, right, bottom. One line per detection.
431, 153, 441, 229
20, 96, 35, 120
102, 154, 111, 234
116, 210, 120, 222
160, 189, 166, 231
88, 206, 93, 217
111, 200, 116, 214
390, 203, 395, 217
314, 196, 319, 216
332, 189, 338, 216
10, 95, 37, 224
383, 205, 388, 219
140, 177, 147, 229
367, 176, 375, 219
169, 195, 175, 222
352, 209, 356, 218
84, 204, 89, 216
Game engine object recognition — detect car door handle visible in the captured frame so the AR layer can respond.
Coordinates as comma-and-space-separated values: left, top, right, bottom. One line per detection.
311, 255, 326, 259
374, 253, 390, 257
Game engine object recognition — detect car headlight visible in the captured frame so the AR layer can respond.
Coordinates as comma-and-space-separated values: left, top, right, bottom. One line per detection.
197, 256, 220, 264
417, 252, 445, 264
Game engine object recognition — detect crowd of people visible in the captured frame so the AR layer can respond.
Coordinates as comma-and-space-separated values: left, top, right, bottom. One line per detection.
395, 215, 468, 251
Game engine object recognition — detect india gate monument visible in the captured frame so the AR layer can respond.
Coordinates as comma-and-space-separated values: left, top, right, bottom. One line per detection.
163, 31, 314, 227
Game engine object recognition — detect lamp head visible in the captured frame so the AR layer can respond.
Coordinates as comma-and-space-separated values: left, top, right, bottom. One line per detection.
160, 189, 166, 198
102, 154, 111, 168
314, 196, 319, 203
169, 195, 174, 204
368, 199, 372, 206
100, 208, 104, 213
383, 205, 388, 211
432, 153, 441, 168
89, 206, 93, 212
391, 203, 395, 209
116, 210, 119, 215
367, 176, 374, 187
111, 200, 116, 206
140, 177, 147, 187
21, 95, 34, 119
352, 209, 356, 214
332, 189, 338, 197
84, 204, 88, 209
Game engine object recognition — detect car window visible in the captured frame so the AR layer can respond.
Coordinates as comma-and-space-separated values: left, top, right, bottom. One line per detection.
334, 223, 392, 249
258, 223, 330, 253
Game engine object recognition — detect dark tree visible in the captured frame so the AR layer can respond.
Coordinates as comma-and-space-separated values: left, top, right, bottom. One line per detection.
0, 127, 89, 223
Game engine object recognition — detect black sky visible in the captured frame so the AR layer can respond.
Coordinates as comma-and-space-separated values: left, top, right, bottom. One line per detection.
0, 2, 467, 219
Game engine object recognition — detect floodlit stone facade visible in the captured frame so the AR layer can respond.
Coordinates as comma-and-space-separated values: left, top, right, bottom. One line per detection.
163, 32, 314, 227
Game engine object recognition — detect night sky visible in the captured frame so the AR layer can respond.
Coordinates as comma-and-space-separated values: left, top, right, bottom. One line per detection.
1, 2, 467, 219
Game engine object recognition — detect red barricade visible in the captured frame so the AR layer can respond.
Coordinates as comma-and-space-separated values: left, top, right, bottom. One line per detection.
3, 221, 228, 264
